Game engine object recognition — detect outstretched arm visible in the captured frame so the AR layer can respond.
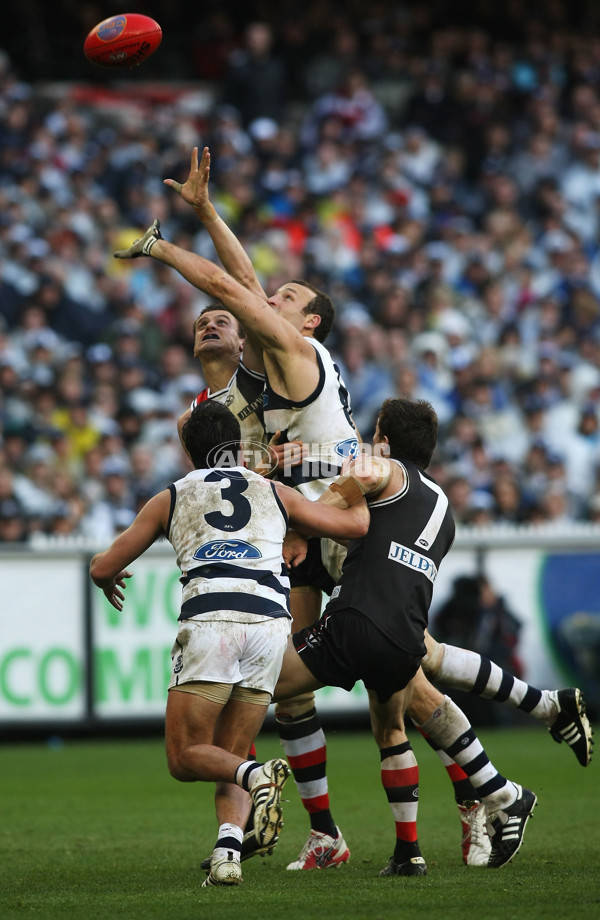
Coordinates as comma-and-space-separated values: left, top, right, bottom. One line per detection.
89, 490, 170, 609
115, 223, 313, 361
164, 146, 267, 301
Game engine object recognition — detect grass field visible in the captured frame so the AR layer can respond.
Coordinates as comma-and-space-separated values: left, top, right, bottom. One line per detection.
1, 725, 598, 920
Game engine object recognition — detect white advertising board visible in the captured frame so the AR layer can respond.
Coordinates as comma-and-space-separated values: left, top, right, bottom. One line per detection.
0, 556, 86, 721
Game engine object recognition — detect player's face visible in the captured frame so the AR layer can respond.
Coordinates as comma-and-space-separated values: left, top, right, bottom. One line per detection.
193, 311, 243, 359
267, 283, 315, 332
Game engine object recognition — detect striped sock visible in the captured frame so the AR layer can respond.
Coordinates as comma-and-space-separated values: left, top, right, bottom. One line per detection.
235, 760, 260, 791
380, 741, 421, 861
420, 696, 518, 812
276, 705, 336, 836
417, 726, 479, 802
214, 822, 243, 858
436, 646, 556, 724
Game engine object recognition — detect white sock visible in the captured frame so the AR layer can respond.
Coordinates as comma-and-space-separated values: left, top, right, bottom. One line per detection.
213, 822, 243, 860
436, 644, 558, 724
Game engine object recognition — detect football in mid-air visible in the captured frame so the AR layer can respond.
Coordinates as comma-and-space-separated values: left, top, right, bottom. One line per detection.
83, 13, 162, 69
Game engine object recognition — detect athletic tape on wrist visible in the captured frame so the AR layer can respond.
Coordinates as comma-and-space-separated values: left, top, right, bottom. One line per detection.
329, 474, 368, 506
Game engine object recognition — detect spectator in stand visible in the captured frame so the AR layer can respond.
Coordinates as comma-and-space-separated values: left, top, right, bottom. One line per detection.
0, 497, 28, 543
222, 22, 287, 128
432, 574, 523, 724
5, 3, 600, 541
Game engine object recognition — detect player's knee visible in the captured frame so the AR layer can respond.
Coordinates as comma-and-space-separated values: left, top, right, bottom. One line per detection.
166, 746, 195, 782
421, 640, 446, 679
275, 692, 316, 724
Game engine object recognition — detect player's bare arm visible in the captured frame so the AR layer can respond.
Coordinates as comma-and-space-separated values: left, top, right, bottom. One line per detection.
90, 490, 171, 609
114, 227, 321, 399
164, 146, 267, 301
274, 481, 369, 542
115, 231, 293, 348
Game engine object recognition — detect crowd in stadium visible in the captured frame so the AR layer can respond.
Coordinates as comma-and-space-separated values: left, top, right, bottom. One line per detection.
2, 1, 600, 542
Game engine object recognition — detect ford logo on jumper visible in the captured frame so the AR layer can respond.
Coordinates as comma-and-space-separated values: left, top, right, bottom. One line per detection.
334, 437, 359, 459
193, 540, 262, 561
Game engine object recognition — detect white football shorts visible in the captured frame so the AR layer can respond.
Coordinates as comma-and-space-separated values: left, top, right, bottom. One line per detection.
169, 616, 291, 696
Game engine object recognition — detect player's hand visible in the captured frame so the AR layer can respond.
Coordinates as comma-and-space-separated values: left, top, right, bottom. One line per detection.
101, 570, 133, 611
268, 431, 306, 472
255, 431, 307, 478
283, 532, 308, 569
163, 146, 217, 223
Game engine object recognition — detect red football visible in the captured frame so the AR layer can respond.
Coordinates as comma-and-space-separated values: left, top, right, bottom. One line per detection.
83, 13, 162, 70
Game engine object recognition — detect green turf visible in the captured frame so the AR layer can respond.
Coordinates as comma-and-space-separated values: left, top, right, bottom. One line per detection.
1, 726, 598, 920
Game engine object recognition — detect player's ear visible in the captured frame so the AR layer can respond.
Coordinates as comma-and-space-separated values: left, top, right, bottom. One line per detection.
305, 313, 321, 333
375, 437, 390, 458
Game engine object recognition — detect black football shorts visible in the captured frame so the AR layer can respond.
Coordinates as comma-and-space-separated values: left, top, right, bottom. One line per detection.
292, 606, 423, 704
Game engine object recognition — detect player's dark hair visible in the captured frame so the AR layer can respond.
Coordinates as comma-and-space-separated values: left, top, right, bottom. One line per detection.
292, 280, 335, 342
181, 400, 241, 469
193, 303, 245, 338
377, 398, 438, 469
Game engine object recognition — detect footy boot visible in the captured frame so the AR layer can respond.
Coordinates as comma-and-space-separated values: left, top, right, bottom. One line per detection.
248, 758, 291, 848
458, 800, 491, 866
286, 827, 350, 870
549, 688, 594, 766
487, 784, 537, 869
202, 849, 243, 887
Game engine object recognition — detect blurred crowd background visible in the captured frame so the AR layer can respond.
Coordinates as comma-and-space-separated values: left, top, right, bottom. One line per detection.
2, 0, 600, 543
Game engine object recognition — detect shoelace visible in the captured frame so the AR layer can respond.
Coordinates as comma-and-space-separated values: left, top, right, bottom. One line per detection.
470, 810, 489, 848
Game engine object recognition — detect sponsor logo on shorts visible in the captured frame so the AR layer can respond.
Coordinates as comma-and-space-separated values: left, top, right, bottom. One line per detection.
173, 654, 183, 674
334, 437, 359, 459
331, 585, 341, 599
193, 540, 262, 561
387, 542, 438, 583
303, 628, 323, 649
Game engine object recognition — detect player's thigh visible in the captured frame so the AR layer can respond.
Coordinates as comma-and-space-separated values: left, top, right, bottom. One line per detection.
165, 687, 223, 761
273, 636, 324, 702
214, 697, 270, 757
421, 629, 444, 678
423, 629, 437, 655
290, 585, 322, 631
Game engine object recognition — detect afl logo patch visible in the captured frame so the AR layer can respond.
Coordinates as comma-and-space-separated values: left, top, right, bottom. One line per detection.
98, 16, 127, 42
173, 654, 183, 674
